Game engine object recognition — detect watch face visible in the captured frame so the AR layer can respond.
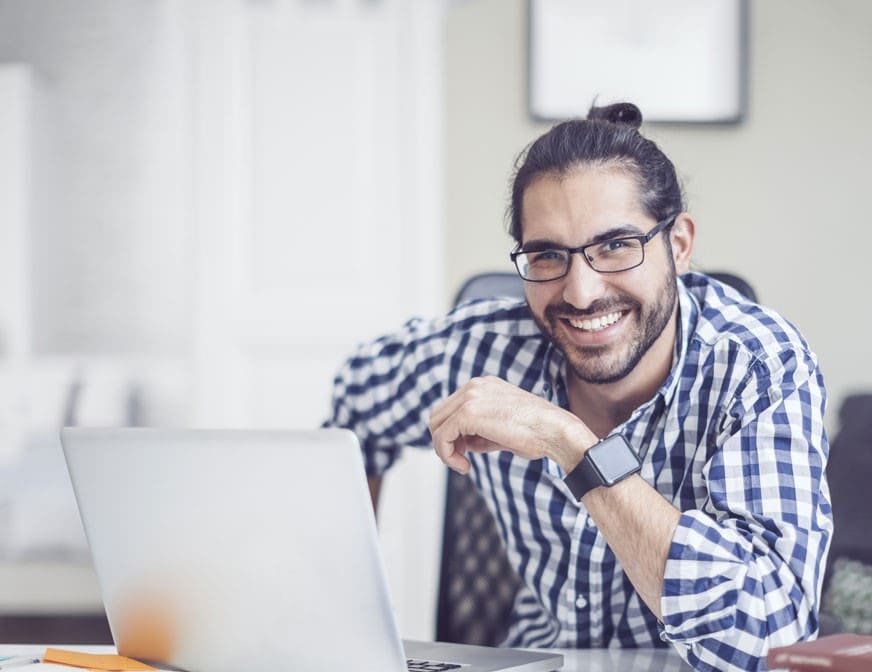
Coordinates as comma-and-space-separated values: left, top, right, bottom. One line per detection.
587, 435, 641, 485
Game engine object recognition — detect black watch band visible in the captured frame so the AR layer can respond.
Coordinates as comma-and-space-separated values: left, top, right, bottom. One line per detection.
563, 433, 641, 501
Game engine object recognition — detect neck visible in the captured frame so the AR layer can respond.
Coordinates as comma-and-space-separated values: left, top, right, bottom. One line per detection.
567, 307, 679, 438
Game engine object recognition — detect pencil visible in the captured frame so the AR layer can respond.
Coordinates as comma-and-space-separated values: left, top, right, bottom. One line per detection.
0, 656, 41, 669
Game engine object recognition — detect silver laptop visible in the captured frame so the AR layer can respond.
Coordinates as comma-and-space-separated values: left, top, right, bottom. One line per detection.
60, 427, 562, 672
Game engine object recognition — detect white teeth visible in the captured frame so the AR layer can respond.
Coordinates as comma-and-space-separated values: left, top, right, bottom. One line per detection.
567, 311, 622, 332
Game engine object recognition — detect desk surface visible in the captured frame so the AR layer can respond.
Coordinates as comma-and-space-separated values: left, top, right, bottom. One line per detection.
0, 644, 693, 672
557, 647, 692, 671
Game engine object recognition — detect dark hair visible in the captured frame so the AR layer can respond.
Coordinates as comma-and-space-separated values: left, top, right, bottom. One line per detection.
508, 102, 684, 243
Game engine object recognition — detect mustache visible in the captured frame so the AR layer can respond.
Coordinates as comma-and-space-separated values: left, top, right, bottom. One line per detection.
543, 298, 638, 320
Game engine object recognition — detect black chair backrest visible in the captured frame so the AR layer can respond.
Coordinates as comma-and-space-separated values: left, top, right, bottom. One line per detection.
819, 394, 872, 635
707, 271, 758, 302
452, 272, 524, 307
438, 272, 525, 646
827, 394, 872, 568
452, 270, 758, 306
435, 464, 523, 645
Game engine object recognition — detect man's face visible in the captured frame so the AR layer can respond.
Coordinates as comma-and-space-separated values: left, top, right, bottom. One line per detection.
520, 167, 681, 385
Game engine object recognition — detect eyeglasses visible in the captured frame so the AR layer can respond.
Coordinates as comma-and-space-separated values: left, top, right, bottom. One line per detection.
510, 215, 677, 282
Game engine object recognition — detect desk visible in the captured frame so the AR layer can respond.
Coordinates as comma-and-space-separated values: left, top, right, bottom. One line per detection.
557, 648, 692, 671
0, 644, 693, 672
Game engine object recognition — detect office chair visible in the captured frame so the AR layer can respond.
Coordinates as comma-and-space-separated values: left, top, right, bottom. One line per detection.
435, 268, 758, 645
819, 394, 872, 634
436, 272, 525, 646
451, 272, 525, 307
451, 270, 758, 309
707, 271, 758, 303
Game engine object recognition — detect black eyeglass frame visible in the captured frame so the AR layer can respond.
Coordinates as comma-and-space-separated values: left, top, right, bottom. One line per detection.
509, 214, 678, 282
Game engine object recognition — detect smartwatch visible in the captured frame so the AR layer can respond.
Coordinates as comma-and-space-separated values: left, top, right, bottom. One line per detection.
563, 433, 641, 501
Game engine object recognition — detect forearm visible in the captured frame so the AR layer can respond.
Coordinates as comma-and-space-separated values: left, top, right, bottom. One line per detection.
584, 472, 826, 672
582, 474, 681, 620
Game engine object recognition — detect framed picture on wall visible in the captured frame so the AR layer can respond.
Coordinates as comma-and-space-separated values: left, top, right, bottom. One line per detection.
528, 0, 747, 123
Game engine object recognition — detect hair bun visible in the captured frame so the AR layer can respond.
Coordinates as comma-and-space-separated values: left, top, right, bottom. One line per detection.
587, 102, 643, 129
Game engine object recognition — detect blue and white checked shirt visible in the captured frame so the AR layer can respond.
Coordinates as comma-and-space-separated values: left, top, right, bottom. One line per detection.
327, 272, 832, 672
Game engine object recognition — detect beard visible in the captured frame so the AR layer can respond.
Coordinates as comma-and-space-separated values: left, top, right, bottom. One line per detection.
530, 269, 678, 385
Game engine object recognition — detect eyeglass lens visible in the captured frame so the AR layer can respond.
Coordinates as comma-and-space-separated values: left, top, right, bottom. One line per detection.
516, 238, 645, 281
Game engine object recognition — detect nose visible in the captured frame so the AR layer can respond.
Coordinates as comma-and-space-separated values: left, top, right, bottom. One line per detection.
561, 252, 607, 309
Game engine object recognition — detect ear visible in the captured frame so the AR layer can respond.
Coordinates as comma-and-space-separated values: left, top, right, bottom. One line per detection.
669, 213, 695, 274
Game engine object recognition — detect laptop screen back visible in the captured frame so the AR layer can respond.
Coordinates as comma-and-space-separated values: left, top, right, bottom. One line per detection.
60, 427, 407, 672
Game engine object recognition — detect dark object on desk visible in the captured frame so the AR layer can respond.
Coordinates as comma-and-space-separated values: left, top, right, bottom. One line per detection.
436, 269, 758, 646
0, 613, 112, 644
819, 393, 872, 635
766, 633, 872, 672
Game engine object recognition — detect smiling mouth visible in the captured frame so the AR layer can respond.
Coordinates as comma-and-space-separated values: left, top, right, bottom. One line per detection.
564, 311, 624, 332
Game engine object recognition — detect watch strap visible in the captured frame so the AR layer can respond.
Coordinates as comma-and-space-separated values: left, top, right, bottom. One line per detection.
563, 433, 640, 501
563, 452, 603, 501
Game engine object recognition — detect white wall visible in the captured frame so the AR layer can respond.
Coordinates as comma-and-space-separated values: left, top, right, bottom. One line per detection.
443, 0, 872, 426
0, 0, 193, 357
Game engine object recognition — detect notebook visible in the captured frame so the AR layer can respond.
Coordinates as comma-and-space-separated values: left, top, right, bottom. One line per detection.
60, 427, 562, 672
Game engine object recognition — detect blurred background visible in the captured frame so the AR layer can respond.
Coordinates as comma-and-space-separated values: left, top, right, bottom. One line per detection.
0, 0, 870, 644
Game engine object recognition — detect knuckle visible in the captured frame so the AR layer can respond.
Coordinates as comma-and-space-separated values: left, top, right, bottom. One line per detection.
458, 397, 479, 418
466, 377, 484, 394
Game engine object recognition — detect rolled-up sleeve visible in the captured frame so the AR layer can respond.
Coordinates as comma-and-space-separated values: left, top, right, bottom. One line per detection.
660, 347, 832, 672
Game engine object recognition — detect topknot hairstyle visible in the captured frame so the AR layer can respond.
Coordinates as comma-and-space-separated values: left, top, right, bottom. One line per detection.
586, 101, 643, 128
508, 102, 683, 243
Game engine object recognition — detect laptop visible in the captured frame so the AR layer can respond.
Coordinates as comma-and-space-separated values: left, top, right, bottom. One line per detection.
60, 427, 563, 672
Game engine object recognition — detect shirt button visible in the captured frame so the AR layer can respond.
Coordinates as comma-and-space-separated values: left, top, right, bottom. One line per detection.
586, 517, 597, 528
575, 595, 588, 609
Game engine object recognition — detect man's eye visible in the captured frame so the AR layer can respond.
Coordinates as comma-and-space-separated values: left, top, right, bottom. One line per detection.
601, 239, 630, 253
528, 250, 564, 264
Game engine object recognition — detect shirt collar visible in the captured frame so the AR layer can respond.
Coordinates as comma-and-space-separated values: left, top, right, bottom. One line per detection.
658, 275, 699, 406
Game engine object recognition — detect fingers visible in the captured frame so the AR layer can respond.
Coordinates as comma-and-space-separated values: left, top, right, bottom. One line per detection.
440, 436, 503, 475
430, 412, 476, 474
429, 377, 527, 474
443, 446, 471, 474
428, 376, 496, 431
457, 435, 500, 453
429, 376, 598, 474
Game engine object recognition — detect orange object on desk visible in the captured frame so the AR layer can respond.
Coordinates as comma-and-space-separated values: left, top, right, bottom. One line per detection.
42, 649, 157, 671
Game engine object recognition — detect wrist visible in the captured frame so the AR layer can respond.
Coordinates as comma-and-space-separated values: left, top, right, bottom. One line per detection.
551, 422, 599, 474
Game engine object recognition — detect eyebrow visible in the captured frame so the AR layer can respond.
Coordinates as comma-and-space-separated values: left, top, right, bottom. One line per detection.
522, 225, 644, 251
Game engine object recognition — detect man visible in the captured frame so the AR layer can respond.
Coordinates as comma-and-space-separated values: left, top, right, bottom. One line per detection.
327, 103, 831, 672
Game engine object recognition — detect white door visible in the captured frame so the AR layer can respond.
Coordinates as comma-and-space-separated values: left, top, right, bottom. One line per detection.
188, 0, 448, 639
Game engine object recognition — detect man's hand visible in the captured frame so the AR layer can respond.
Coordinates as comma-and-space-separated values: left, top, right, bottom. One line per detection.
428, 376, 599, 474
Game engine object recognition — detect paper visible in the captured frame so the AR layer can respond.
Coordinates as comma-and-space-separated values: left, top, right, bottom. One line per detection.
42, 650, 157, 671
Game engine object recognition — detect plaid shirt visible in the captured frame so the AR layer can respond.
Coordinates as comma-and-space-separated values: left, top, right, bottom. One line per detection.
327, 272, 832, 672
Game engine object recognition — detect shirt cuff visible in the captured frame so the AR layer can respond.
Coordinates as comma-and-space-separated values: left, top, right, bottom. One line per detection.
660, 510, 751, 642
